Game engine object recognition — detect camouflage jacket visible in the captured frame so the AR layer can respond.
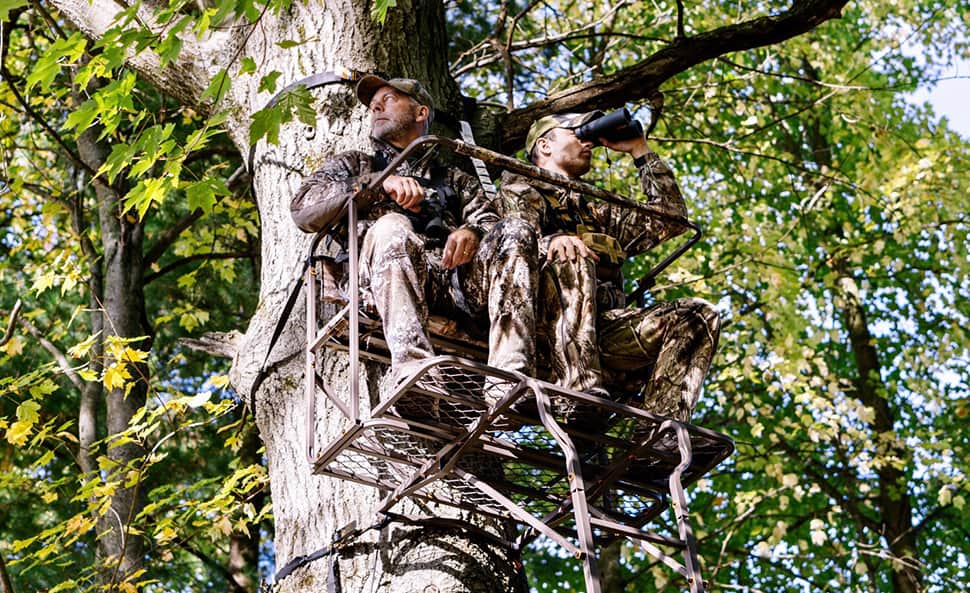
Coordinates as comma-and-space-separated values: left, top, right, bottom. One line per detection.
498, 149, 689, 302
291, 137, 498, 241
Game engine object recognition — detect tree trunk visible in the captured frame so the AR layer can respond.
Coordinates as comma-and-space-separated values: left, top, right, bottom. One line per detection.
221, 2, 520, 591
76, 125, 151, 588
834, 262, 922, 593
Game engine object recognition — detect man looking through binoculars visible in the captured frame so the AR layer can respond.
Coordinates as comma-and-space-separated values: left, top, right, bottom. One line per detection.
498, 110, 722, 425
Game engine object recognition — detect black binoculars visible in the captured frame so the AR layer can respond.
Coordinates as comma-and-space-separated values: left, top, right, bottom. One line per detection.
574, 108, 643, 145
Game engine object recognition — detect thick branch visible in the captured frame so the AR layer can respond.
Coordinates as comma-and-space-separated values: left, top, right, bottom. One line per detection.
499, 0, 849, 150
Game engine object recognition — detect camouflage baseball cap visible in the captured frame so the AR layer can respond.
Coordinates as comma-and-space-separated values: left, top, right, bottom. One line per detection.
356, 75, 435, 111
524, 111, 604, 154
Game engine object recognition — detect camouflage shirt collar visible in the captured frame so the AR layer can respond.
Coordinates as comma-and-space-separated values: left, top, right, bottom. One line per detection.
370, 137, 439, 174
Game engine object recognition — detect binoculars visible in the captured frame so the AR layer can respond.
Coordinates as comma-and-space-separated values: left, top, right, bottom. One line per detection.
574, 108, 643, 145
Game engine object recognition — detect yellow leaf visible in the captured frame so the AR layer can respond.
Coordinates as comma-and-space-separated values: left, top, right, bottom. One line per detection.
122, 347, 149, 364
0, 335, 25, 356
209, 374, 230, 388
68, 334, 100, 358
102, 363, 131, 390
78, 368, 98, 381
5, 420, 32, 446
65, 513, 96, 536
215, 515, 232, 536
42, 491, 58, 503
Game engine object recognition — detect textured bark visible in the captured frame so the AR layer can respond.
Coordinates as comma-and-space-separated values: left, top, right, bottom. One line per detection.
43, 0, 862, 589
76, 125, 151, 588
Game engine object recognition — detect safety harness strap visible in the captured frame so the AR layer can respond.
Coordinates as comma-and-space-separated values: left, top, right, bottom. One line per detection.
458, 120, 498, 201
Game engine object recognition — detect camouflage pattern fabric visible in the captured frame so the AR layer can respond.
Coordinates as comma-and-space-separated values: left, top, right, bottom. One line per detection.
292, 139, 536, 380
359, 213, 537, 375
291, 137, 497, 237
499, 149, 721, 422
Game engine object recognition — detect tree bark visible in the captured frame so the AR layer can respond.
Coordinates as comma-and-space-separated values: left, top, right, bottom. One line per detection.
42, 0, 867, 589
76, 124, 151, 588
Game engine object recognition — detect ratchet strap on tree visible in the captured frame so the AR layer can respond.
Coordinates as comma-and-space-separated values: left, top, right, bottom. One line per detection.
458, 120, 498, 201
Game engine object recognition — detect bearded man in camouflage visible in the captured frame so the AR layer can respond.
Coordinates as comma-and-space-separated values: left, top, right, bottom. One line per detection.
499, 112, 720, 423
291, 75, 537, 388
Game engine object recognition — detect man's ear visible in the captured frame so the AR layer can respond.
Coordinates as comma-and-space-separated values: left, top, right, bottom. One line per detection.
536, 136, 553, 161
414, 104, 430, 124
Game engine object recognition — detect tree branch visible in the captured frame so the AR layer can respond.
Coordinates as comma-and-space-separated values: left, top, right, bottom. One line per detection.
46, 0, 237, 112
499, 0, 849, 150
1, 299, 22, 347
143, 251, 255, 284
19, 316, 87, 392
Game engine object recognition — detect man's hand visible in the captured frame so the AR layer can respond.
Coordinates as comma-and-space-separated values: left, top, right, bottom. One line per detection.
382, 175, 425, 212
600, 135, 649, 160
547, 235, 599, 263
442, 228, 479, 269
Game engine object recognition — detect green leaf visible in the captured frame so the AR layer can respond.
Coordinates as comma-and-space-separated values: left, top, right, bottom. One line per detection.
16, 400, 41, 424
25, 34, 87, 92
29, 379, 58, 398
277, 85, 317, 127
200, 69, 230, 104
240, 57, 257, 75
370, 0, 397, 24
185, 178, 230, 214
258, 70, 282, 94
123, 176, 177, 219
249, 105, 286, 146
63, 98, 101, 136
0, 0, 29, 21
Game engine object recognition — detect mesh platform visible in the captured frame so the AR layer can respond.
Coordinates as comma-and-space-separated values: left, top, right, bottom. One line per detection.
311, 355, 734, 593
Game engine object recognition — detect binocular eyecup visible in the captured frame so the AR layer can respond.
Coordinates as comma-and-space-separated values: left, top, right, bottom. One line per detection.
574, 108, 643, 145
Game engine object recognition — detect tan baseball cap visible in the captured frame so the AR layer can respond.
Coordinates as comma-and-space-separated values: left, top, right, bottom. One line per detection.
356, 75, 435, 111
525, 111, 604, 154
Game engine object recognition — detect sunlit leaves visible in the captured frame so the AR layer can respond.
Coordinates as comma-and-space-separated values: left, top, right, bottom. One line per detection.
25, 33, 87, 93
0, 0, 28, 20
370, 0, 397, 24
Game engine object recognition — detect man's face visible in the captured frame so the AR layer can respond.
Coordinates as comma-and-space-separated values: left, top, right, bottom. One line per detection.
539, 128, 593, 178
369, 86, 425, 147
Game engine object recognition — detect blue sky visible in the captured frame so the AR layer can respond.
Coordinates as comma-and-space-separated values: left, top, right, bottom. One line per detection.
907, 56, 970, 138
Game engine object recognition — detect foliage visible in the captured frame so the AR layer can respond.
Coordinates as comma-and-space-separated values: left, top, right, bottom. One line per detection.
0, 4, 265, 592
1, 0, 967, 592
447, 0, 970, 590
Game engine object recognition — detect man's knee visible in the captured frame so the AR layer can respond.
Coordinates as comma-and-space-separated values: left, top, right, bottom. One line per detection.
367, 213, 418, 257
489, 218, 538, 258
679, 297, 721, 336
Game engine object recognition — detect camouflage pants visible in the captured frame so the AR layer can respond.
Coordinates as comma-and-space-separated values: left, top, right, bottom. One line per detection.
539, 256, 721, 422
359, 213, 537, 376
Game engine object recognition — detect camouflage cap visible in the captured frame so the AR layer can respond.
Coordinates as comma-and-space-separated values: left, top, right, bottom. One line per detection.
524, 111, 604, 154
356, 75, 435, 111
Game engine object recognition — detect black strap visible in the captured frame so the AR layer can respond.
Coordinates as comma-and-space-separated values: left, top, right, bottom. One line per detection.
248, 254, 315, 408
273, 515, 392, 584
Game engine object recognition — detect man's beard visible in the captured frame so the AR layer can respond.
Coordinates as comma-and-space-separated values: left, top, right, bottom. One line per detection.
373, 112, 417, 146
